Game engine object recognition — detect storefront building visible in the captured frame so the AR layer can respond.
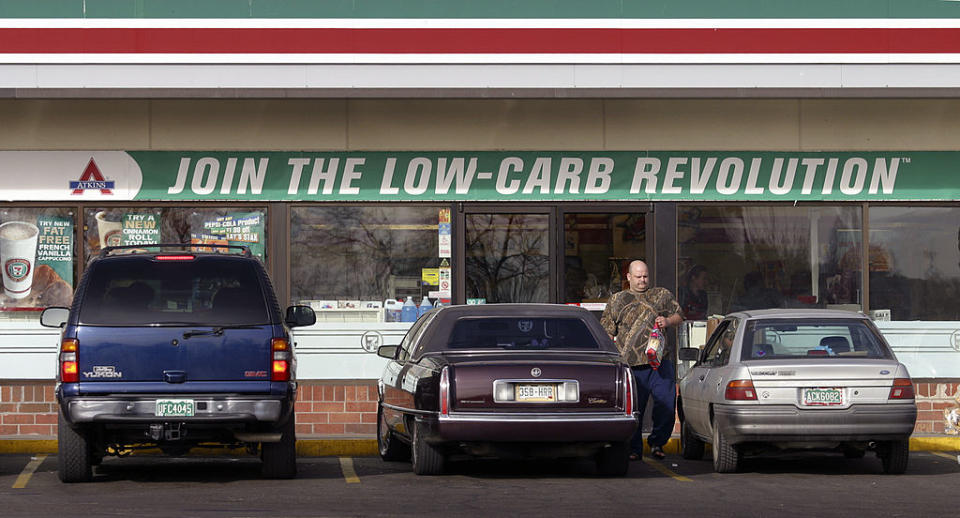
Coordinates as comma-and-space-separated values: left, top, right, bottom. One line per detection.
2, 2, 960, 439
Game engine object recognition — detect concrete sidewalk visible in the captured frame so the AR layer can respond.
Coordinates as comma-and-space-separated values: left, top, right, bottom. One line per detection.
2, 436, 959, 456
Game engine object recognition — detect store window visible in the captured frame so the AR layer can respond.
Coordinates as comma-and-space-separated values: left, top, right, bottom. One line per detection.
290, 206, 451, 322
677, 206, 863, 318
563, 213, 646, 306
0, 207, 76, 318
868, 207, 960, 321
465, 213, 549, 303
83, 207, 267, 261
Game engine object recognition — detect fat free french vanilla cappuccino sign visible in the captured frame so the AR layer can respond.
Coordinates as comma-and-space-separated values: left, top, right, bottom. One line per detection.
3, 151, 958, 202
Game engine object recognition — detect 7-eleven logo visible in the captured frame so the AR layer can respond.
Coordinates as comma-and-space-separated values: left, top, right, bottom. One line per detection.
69, 158, 115, 195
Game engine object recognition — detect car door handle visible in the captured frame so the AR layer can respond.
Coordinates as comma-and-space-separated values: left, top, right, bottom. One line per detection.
698, 375, 705, 381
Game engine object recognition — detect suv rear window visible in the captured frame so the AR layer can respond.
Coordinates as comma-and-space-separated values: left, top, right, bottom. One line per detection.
741, 319, 891, 360
447, 317, 600, 350
78, 258, 269, 326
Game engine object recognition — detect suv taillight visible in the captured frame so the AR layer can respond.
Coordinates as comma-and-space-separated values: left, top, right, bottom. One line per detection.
155, 255, 196, 261
624, 366, 635, 416
725, 380, 758, 401
889, 378, 914, 399
271, 338, 291, 381
60, 338, 79, 383
439, 366, 450, 416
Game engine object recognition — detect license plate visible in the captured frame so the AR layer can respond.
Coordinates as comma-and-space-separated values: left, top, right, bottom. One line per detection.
802, 388, 843, 406
515, 384, 556, 402
155, 399, 195, 417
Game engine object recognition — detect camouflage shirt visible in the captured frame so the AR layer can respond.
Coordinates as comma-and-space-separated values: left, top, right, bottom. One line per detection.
600, 287, 682, 367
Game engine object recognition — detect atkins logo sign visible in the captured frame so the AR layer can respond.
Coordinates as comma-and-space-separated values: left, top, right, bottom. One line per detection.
70, 158, 115, 195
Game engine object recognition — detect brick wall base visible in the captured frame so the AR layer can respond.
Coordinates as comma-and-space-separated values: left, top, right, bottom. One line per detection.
3, 380, 957, 438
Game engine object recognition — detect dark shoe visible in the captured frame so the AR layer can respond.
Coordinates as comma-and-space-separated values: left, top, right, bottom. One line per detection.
651, 446, 666, 460
629, 452, 641, 461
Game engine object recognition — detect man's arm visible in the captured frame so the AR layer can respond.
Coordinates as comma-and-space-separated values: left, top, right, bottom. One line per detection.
599, 293, 619, 339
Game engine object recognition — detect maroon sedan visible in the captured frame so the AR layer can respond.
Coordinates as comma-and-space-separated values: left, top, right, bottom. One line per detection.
376, 304, 637, 476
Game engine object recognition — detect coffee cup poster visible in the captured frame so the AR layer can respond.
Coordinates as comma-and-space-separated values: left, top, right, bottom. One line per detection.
0, 216, 74, 309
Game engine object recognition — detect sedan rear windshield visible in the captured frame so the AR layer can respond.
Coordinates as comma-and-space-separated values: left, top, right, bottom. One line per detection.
78, 259, 269, 326
741, 319, 892, 361
447, 317, 600, 350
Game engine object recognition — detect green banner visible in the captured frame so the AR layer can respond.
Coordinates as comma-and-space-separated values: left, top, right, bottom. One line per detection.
36, 215, 73, 290
130, 151, 957, 202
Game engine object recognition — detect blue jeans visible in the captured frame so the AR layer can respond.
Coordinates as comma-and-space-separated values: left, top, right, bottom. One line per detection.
630, 359, 677, 454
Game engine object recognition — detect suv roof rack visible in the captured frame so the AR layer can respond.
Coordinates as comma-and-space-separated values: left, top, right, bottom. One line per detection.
99, 243, 252, 258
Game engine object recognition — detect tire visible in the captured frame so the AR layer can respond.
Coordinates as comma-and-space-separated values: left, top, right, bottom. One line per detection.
411, 421, 445, 476
879, 439, 909, 474
842, 446, 866, 459
681, 420, 706, 460
57, 413, 93, 483
595, 440, 630, 477
261, 414, 297, 479
711, 423, 740, 473
378, 404, 410, 462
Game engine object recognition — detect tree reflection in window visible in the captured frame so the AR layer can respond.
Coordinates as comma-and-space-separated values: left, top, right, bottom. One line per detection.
290, 207, 441, 304
465, 214, 549, 303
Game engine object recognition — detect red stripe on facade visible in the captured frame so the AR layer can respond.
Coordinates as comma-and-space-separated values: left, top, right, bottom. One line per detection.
1, 27, 960, 54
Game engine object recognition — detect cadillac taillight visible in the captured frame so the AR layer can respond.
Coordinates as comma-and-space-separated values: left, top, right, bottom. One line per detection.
439, 366, 450, 416
889, 378, 915, 399
725, 380, 758, 401
60, 338, 79, 383
271, 337, 291, 381
624, 367, 635, 416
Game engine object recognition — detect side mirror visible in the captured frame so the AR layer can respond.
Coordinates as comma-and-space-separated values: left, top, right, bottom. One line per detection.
40, 307, 69, 328
377, 345, 399, 360
678, 347, 700, 362
285, 305, 316, 328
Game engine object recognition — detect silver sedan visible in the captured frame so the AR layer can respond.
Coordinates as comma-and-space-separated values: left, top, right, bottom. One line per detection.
677, 309, 917, 474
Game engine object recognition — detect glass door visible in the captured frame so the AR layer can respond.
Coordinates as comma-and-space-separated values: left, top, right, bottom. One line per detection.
461, 207, 553, 303
560, 209, 650, 308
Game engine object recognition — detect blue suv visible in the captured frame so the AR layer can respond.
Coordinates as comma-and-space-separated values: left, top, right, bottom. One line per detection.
41, 245, 316, 482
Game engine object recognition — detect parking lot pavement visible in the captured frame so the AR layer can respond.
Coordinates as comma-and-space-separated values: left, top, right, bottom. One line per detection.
2, 451, 958, 517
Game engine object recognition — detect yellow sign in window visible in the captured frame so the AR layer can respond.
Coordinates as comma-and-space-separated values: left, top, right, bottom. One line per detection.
421, 268, 439, 285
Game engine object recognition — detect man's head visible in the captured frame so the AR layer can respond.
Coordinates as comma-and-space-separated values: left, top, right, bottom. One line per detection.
626, 260, 650, 292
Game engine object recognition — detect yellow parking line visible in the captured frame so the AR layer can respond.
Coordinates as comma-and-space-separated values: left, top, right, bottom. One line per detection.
339, 456, 361, 483
642, 457, 692, 482
929, 451, 958, 462
12, 454, 47, 489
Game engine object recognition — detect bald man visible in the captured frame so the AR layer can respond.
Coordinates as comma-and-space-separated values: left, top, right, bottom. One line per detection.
600, 260, 682, 461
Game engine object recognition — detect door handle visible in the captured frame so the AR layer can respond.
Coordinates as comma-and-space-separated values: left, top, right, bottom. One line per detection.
698, 374, 705, 382
163, 370, 187, 384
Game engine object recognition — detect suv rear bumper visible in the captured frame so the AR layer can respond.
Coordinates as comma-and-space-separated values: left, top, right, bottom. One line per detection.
60, 396, 289, 425
714, 402, 917, 444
